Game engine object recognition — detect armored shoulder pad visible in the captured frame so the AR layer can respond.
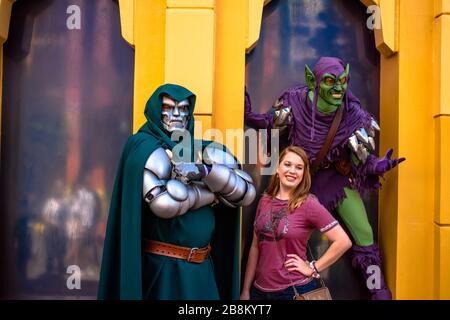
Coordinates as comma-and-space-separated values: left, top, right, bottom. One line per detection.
144, 147, 172, 179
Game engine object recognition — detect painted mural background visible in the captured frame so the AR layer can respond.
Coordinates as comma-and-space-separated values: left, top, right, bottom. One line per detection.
1, 0, 134, 299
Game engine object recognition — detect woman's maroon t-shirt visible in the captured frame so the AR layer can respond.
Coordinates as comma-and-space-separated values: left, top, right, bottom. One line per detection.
253, 194, 338, 292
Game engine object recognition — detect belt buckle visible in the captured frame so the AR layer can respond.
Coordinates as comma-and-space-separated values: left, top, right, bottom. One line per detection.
187, 247, 199, 262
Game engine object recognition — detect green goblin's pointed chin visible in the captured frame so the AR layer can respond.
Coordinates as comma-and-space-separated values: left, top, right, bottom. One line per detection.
318, 71, 348, 107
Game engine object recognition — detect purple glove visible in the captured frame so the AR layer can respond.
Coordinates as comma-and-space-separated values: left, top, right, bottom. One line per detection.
370, 149, 405, 175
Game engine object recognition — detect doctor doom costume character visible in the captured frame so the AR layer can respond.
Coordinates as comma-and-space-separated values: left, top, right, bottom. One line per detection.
99, 84, 255, 300
245, 57, 405, 300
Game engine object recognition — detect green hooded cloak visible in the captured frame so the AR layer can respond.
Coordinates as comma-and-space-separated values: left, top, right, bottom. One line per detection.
98, 84, 241, 300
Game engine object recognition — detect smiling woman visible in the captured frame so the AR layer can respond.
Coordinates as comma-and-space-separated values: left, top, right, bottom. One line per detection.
240, 146, 352, 301
277, 153, 305, 190
266, 147, 310, 212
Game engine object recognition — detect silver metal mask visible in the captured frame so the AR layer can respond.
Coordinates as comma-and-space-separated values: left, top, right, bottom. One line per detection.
161, 96, 190, 132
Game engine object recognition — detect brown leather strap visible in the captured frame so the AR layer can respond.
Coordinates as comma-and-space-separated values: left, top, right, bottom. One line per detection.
143, 239, 211, 263
311, 106, 344, 175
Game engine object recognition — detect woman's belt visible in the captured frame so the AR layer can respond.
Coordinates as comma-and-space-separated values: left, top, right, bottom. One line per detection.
143, 239, 211, 263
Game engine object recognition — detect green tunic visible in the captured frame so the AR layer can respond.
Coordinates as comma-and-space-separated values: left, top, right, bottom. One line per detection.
142, 206, 218, 299
98, 84, 240, 300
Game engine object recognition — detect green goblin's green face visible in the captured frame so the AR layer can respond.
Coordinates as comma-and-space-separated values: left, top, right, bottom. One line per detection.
318, 71, 348, 106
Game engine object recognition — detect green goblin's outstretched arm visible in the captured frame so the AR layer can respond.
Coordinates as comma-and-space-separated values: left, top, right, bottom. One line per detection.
348, 119, 405, 174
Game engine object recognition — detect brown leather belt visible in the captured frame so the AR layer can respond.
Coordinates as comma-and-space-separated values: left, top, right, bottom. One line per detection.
143, 239, 211, 263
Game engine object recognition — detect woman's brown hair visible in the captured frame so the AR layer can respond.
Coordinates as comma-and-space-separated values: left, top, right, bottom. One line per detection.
265, 146, 311, 212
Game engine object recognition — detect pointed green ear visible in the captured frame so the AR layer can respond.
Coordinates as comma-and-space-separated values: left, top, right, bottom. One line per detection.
305, 64, 315, 90
345, 63, 350, 76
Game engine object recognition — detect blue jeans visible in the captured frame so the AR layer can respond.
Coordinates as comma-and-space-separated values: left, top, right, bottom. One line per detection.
250, 280, 319, 300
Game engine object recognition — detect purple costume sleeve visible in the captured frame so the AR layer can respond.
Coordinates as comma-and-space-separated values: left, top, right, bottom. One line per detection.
363, 154, 379, 175
244, 87, 274, 130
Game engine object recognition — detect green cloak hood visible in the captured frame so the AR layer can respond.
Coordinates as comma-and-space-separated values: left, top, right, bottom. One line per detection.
141, 83, 196, 151
98, 84, 240, 300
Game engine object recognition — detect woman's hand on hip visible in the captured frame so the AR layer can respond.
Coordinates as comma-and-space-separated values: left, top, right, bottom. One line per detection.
284, 254, 313, 277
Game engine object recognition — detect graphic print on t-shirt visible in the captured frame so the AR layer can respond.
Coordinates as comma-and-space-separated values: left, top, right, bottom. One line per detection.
259, 207, 289, 241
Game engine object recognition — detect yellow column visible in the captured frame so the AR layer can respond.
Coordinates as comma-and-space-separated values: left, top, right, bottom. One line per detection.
120, 0, 266, 143
165, 0, 215, 139
433, 0, 450, 299
360, 1, 401, 296
360, 0, 398, 56
131, 0, 166, 131
0, 0, 14, 43
0, 0, 15, 148
378, 52, 400, 297
213, 1, 247, 159
361, 0, 436, 299
122, 0, 216, 137
389, 0, 435, 299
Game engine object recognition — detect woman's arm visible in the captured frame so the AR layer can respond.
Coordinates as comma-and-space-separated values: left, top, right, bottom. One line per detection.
285, 225, 352, 277
313, 225, 352, 273
240, 230, 259, 300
